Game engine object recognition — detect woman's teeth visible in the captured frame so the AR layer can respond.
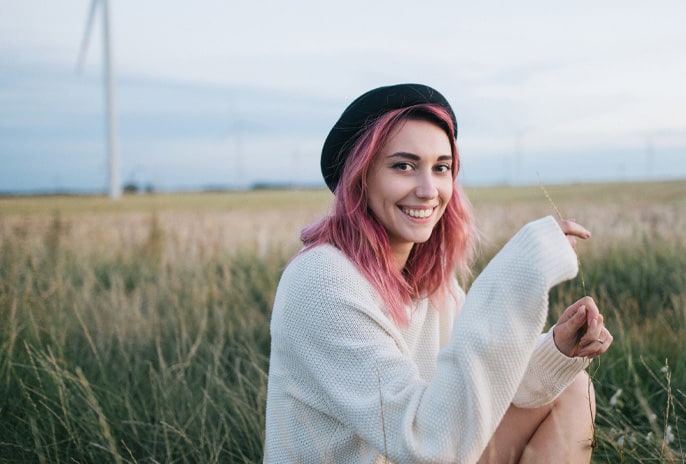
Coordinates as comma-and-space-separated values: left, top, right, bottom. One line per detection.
402, 208, 433, 218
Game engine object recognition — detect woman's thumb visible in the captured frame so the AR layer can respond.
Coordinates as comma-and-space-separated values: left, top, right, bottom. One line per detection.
562, 305, 587, 336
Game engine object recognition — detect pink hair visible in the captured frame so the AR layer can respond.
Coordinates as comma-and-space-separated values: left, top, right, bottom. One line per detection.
301, 104, 475, 326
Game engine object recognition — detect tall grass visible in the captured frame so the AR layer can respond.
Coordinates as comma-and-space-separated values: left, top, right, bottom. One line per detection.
0, 213, 283, 462
548, 240, 686, 462
0, 182, 685, 462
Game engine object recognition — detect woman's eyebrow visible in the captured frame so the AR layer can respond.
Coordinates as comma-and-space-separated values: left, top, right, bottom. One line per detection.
387, 152, 420, 161
387, 152, 452, 161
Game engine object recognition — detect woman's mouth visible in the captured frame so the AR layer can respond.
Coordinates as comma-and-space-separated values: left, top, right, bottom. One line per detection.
400, 207, 434, 219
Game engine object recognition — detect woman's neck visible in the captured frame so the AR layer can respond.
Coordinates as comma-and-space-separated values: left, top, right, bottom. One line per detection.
391, 245, 413, 273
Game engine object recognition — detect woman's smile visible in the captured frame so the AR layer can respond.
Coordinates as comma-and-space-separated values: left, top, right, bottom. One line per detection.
400, 206, 437, 219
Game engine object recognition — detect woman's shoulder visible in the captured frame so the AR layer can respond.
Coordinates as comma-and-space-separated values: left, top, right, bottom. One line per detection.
281, 244, 374, 294
273, 244, 384, 327
293, 243, 347, 263
289, 243, 354, 273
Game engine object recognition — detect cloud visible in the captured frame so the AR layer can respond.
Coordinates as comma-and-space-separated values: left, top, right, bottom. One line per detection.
1, 0, 685, 192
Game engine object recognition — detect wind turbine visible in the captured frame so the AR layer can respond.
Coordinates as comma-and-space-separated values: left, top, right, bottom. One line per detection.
76, 0, 121, 200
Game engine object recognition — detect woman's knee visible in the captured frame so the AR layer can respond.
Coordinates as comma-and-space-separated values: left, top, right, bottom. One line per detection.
556, 370, 596, 419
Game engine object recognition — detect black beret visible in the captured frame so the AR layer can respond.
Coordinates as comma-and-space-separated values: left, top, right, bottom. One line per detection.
321, 83, 457, 192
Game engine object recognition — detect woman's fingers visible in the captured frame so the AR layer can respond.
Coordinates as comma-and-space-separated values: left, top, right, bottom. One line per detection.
554, 296, 596, 356
556, 298, 586, 325
577, 325, 614, 358
558, 219, 591, 239
553, 296, 613, 358
558, 219, 591, 249
575, 310, 614, 358
553, 303, 589, 356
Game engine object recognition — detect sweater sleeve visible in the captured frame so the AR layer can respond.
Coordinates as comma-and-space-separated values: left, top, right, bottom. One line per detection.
513, 329, 590, 408
424, 215, 579, 461
267, 216, 578, 463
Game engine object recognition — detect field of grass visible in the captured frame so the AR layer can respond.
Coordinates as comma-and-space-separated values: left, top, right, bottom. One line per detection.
1, 181, 685, 462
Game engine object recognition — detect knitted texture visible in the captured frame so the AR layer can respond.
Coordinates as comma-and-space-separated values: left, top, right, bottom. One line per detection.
264, 216, 587, 463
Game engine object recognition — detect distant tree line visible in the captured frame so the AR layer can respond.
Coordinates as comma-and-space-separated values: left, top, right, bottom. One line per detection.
123, 182, 155, 194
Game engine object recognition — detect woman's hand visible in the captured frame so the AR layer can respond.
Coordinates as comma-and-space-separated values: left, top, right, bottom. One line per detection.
553, 296, 613, 358
558, 219, 591, 250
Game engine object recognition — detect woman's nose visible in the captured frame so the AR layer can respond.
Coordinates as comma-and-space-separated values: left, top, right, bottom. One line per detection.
415, 170, 438, 199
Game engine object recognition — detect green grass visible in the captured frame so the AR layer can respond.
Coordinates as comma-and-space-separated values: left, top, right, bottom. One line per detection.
547, 240, 686, 462
0, 181, 684, 462
0, 233, 283, 462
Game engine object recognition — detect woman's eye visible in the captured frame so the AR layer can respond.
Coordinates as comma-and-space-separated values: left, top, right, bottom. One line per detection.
392, 163, 413, 171
435, 164, 452, 173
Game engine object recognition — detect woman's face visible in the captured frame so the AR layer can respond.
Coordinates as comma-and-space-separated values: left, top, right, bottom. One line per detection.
366, 118, 453, 266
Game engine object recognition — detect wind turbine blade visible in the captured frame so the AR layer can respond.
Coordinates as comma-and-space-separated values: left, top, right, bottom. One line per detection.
76, 0, 100, 72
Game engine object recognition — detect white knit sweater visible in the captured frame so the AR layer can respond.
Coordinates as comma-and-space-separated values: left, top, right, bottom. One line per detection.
264, 216, 589, 463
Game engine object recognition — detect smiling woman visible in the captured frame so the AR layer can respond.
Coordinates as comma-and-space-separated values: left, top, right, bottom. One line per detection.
263, 84, 614, 464
367, 119, 454, 270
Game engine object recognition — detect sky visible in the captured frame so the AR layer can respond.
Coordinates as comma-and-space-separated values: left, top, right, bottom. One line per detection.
1, 0, 685, 194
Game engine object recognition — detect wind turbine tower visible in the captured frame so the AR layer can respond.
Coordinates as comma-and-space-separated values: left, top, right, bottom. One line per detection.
77, 0, 121, 200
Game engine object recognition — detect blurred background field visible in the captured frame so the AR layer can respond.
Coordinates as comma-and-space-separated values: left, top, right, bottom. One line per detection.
1, 180, 685, 462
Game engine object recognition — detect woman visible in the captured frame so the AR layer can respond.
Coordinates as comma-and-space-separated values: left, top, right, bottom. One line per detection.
264, 83, 613, 463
